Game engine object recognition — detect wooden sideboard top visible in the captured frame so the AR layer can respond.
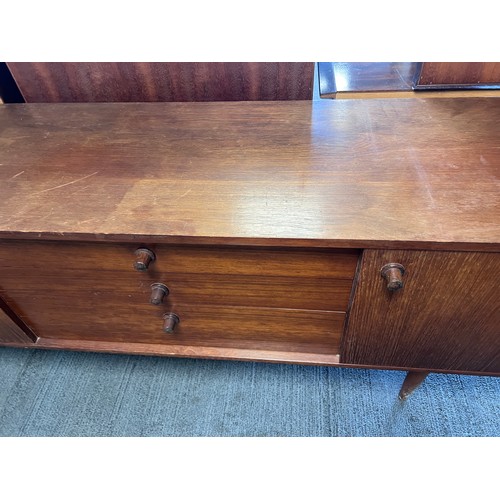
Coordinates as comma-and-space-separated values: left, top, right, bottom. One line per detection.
0, 98, 499, 250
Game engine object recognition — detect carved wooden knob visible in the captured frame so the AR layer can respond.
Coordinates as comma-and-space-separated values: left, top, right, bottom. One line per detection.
134, 248, 156, 271
150, 283, 170, 305
381, 263, 405, 291
163, 313, 180, 334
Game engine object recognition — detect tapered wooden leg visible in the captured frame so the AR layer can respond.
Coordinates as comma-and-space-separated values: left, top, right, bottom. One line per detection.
398, 371, 430, 400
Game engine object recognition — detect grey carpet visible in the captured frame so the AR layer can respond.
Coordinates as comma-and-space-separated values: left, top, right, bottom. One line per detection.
0, 346, 498, 437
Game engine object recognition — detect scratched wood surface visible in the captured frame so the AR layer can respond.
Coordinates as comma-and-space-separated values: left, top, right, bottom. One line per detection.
0, 99, 499, 250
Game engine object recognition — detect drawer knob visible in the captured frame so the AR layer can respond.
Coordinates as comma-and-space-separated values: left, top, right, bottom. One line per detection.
134, 248, 156, 271
163, 313, 180, 334
381, 263, 405, 291
150, 283, 170, 305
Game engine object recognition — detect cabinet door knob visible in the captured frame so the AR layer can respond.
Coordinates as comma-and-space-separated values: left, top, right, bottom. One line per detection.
150, 283, 170, 305
134, 248, 156, 271
163, 313, 180, 333
381, 263, 405, 291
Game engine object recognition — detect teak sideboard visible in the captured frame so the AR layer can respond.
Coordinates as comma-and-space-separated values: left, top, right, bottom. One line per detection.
0, 98, 499, 399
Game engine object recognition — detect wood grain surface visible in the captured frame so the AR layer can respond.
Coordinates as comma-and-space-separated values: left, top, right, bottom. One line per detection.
5, 296, 344, 353
341, 250, 500, 372
416, 62, 500, 88
34, 338, 342, 365
0, 240, 348, 355
0, 99, 499, 250
0, 240, 358, 312
6, 62, 314, 102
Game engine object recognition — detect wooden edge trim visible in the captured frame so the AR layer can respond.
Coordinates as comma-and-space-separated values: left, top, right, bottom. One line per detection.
34, 338, 341, 365
0, 232, 498, 252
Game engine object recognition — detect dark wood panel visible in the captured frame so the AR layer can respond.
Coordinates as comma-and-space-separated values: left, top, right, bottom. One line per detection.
0, 297, 36, 343
416, 63, 500, 89
0, 100, 499, 250
342, 250, 500, 372
6, 62, 314, 102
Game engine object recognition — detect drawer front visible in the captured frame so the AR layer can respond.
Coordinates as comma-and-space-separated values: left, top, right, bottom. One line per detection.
0, 240, 357, 355
0, 240, 358, 312
0, 241, 357, 278
3, 292, 344, 353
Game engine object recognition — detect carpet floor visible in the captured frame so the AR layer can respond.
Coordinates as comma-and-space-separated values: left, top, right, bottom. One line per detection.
0, 346, 498, 437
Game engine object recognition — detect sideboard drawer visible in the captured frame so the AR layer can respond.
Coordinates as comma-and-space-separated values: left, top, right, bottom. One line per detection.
0, 240, 356, 355
0, 240, 358, 312
2, 292, 345, 354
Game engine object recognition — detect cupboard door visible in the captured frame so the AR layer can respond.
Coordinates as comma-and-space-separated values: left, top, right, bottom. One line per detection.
0, 297, 36, 344
342, 250, 500, 373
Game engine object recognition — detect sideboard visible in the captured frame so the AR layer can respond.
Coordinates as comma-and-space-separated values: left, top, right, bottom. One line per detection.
0, 98, 498, 398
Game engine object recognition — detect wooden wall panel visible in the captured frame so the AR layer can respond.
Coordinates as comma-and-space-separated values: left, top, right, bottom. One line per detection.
6, 62, 314, 102
416, 62, 500, 88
